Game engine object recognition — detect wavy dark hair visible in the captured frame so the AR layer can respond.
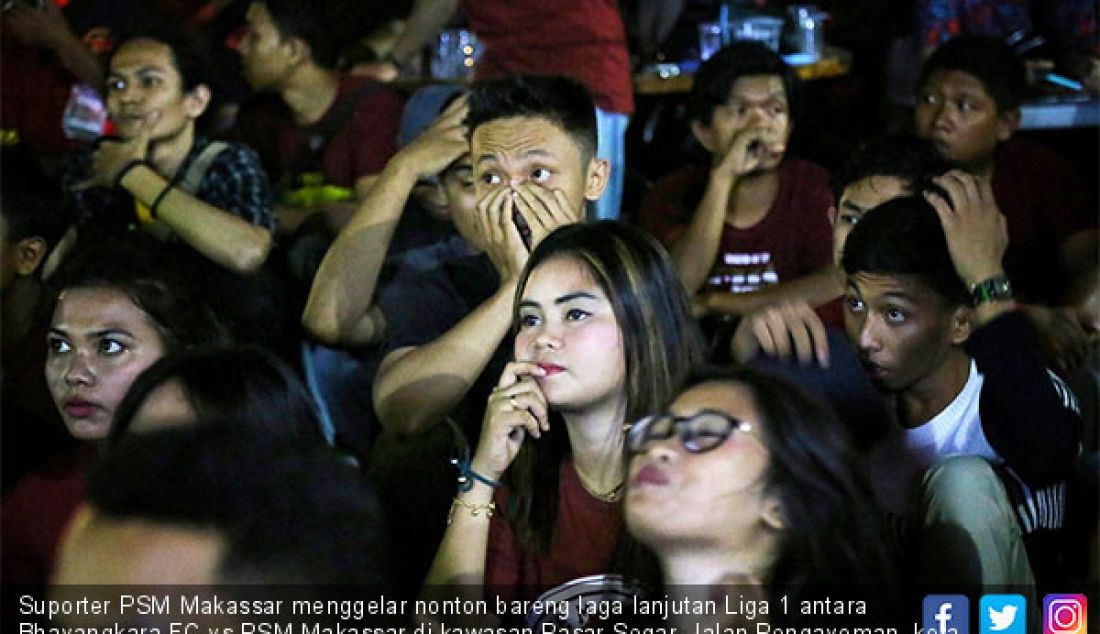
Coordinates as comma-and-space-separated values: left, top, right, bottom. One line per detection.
110, 345, 324, 443
507, 221, 705, 553
663, 366, 897, 618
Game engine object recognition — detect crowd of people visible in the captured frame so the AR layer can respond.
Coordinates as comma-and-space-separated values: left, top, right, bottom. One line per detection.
1, 0, 1096, 628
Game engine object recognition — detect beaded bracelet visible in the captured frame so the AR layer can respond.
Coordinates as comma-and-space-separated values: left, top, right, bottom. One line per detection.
447, 497, 495, 525
450, 448, 500, 492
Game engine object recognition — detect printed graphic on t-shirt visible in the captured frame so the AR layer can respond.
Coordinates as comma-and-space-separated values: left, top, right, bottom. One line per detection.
707, 251, 779, 294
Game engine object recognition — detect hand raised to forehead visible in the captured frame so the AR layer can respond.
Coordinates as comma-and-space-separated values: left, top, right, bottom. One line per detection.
924, 169, 1007, 288
398, 95, 470, 179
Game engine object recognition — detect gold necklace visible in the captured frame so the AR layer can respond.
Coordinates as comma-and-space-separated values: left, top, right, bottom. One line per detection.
577, 467, 625, 502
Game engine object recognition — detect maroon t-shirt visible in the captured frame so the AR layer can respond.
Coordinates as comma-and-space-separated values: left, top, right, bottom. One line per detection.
460, 0, 633, 115
485, 460, 623, 597
1, 445, 95, 587
639, 159, 835, 294
991, 137, 1094, 303
236, 74, 404, 190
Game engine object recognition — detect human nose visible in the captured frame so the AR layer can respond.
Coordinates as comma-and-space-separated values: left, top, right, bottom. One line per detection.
856, 315, 883, 354
930, 102, 953, 131
117, 82, 142, 105
62, 350, 96, 387
533, 322, 563, 350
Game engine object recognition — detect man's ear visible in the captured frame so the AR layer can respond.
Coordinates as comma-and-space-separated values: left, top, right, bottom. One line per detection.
183, 84, 212, 119
761, 497, 786, 531
13, 236, 48, 277
690, 119, 718, 153
996, 108, 1021, 142
827, 205, 838, 227
949, 304, 974, 345
583, 157, 611, 202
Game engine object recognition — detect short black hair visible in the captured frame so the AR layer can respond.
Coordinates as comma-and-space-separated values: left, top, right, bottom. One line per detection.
841, 195, 969, 306
832, 135, 949, 199
466, 74, 598, 159
919, 35, 1026, 112
88, 424, 393, 584
688, 41, 802, 125
110, 345, 324, 443
108, 24, 218, 94
107, 24, 224, 131
49, 237, 231, 353
260, 0, 367, 70
1, 146, 69, 254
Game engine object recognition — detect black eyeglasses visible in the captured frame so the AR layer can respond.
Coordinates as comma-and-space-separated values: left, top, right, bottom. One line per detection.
626, 410, 753, 454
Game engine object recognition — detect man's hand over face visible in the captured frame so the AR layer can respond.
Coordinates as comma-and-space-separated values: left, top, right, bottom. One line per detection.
396, 95, 469, 180
712, 125, 785, 181
474, 186, 529, 283
74, 112, 158, 190
511, 182, 583, 249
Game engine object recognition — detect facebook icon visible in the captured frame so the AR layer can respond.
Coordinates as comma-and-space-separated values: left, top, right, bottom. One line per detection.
924, 595, 970, 634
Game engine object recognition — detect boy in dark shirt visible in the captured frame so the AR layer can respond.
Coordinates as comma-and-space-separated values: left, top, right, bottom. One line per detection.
914, 35, 1097, 374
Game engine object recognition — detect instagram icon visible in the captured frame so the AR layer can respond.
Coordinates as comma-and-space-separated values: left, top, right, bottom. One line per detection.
1044, 595, 1087, 634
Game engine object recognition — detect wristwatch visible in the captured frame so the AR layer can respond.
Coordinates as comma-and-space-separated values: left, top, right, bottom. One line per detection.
970, 274, 1014, 306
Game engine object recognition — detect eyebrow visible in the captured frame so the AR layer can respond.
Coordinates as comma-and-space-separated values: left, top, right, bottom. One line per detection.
108, 66, 167, 78
48, 327, 136, 339
729, 92, 787, 103
476, 148, 553, 166
518, 291, 600, 309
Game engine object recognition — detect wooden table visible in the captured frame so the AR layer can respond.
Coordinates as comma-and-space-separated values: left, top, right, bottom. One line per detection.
633, 46, 852, 96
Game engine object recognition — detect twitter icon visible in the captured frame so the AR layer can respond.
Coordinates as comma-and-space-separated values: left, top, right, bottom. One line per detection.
981, 595, 1026, 634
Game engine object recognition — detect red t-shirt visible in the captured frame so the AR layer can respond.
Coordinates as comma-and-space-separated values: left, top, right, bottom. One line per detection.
991, 137, 1095, 303
1, 445, 95, 587
485, 460, 623, 598
459, 0, 633, 115
237, 74, 404, 190
639, 159, 835, 294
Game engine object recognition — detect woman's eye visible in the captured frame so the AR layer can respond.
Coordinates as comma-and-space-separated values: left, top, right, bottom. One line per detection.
839, 213, 859, 226
565, 308, 590, 321
519, 313, 540, 328
769, 104, 786, 116
957, 99, 973, 112
844, 296, 865, 312
920, 92, 937, 105
106, 79, 125, 92
141, 76, 160, 89
532, 168, 551, 183
47, 337, 71, 354
481, 173, 501, 185
98, 339, 125, 355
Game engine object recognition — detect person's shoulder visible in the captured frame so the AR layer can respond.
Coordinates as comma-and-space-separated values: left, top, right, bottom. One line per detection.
341, 74, 406, 111
995, 137, 1074, 176
651, 164, 708, 190
780, 156, 830, 184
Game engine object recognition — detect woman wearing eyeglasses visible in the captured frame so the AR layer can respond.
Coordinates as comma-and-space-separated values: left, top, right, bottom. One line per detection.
424, 221, 704, 597
625, 367, 897, 627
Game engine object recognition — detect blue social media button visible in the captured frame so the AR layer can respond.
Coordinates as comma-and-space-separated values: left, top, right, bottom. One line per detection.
981, 595, 1026, 634
924, 595, 970, 634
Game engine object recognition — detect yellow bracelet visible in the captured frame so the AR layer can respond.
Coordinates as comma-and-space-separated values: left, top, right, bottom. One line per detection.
447, 497, 495, 525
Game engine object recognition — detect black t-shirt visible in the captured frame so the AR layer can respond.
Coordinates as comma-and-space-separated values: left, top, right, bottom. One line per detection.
377, 253, 511, 439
